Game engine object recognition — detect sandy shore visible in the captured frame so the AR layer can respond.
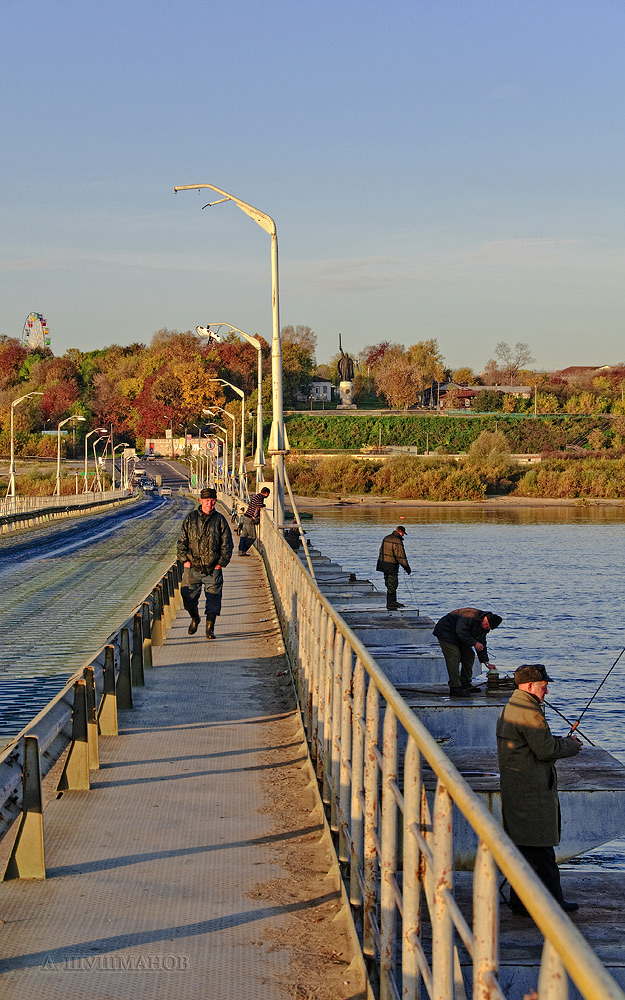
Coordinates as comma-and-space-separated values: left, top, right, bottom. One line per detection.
290, 493, 625, 510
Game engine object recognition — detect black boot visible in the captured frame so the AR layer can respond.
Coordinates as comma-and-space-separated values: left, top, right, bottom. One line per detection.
188, 615, 200, 635
205, 614, 216, 639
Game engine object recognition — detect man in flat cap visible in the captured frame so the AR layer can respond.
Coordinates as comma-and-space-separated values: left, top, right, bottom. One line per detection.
432, 607, 502, 696
177, 487, 233, 639
497, 664, 582, 915
376, 525, 411, 611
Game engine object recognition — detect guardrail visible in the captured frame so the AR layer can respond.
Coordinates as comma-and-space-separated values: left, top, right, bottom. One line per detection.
0, 489, 132, 532
0, 559, 182, 879
258, 511, 625, 1000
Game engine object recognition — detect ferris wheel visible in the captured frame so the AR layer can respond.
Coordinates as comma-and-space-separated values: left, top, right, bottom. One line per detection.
22, 312, 51, 350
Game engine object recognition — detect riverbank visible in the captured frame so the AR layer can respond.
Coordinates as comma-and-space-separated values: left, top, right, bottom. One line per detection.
290, 493, 625, 510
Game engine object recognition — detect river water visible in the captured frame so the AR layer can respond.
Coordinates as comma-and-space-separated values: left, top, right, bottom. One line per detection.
301, 503, 625, 870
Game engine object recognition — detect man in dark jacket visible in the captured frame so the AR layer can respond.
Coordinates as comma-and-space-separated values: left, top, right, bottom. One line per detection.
177, 487, 233, 639
432, 607, 502, 696
497, 664, 582, 914
376, 526, 411, 610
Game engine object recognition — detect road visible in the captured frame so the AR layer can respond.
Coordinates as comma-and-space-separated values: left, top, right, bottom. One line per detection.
0, 492, 193, 745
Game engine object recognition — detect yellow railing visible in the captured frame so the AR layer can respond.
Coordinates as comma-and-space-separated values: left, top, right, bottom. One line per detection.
258, 510, 625, 1000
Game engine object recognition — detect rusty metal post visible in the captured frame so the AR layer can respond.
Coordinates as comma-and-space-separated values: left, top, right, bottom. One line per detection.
321, 616, 335, 805
131, 611, 145, 686
168, 566, 179, 615
330, 628, 343, 832
350, 657, 366, 907
3, 736, 45, 880
117, 627, 133, 710
310, 602, 324, 764
402, 736, 421, 1000
142, 601, 153, 668
363, 681, 380, 957
473, 840, 499, 1000
84, 665, 99, 770
432, 782, 454, 999
151, 586, 164, 646
161, 573, 171, 631
338, 639, 353, 864
380, 705, 398, 1000
99, 644, 118, 735
58, 679, 90, 791
538, 939, 569, 1000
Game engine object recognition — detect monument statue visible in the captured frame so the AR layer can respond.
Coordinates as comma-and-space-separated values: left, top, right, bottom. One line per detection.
336, 335, 356, 409
337, 346, 354, 383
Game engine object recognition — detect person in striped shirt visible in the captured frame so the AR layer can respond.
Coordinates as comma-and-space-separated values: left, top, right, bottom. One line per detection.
238, 487, 271, 555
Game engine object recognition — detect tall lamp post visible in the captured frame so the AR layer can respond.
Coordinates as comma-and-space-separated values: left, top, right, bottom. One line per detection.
92, 434, 109, 492
203, 407, 236, 486
209, 377, 245, 495
112, 443, 129, 491
55, 415, 85, 496
204, 425, 229, 494
84, 427, 108, 493
8, 391, 44, 498
198, 323, 265, 485
174, 183, 286, 524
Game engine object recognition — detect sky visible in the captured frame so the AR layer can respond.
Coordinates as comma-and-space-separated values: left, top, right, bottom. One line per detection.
1, 0, 624, 373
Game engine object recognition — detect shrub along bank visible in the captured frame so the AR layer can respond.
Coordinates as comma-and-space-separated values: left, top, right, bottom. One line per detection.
284, 412, 624, 455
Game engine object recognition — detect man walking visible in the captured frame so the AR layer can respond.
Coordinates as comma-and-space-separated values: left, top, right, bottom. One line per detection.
177, 487, 233, 639
238, 486, 271, 556
432, 607, 502, 696
497, 664, 582, 915
376, 525, 411, 610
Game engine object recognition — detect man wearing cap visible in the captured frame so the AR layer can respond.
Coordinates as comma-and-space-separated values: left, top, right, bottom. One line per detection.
376, 526, 411, 611
432, 607, 502, 696
177, 487, 233, 639
497, 665, 582, 915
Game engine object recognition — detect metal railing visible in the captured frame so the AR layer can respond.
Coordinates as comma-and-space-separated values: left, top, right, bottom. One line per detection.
0, 488, 128, 519
258, 510, 625, 1000
0, 559, 182, 879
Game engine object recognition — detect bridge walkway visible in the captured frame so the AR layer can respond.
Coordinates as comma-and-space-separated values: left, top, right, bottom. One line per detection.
0, 551, 366, 1000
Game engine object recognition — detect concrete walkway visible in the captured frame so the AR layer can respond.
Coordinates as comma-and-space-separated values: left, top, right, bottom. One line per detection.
0, 551, 366, 1000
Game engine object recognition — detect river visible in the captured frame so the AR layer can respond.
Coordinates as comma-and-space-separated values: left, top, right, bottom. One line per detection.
300, 502, 625, 871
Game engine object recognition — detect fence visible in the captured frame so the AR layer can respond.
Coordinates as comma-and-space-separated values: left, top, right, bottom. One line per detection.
258, 510, 625, 1000
0, 559, 181, 879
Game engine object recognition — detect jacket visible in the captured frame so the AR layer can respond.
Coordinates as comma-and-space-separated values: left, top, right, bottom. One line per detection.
433, 607, 492, 664
177, 508, 233, 574
496, 688, 580, 846
376, 531, 411, 575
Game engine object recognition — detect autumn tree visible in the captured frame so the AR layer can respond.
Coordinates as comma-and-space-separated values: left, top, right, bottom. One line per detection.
281, 325, 317, 405
485, 342, 536, 384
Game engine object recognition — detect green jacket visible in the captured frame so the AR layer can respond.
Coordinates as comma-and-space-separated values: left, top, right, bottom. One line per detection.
496, 689, 580, 847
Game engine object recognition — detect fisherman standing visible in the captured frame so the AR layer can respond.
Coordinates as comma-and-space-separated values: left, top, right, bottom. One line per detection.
497, 664, 582, 915
432, 607, 502, 696
376, 525, 411, 610
238, 486, 271, 555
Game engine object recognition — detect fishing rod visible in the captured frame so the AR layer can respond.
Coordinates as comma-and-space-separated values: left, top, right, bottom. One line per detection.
568, 645, 625, 736
543, 699, 594, 746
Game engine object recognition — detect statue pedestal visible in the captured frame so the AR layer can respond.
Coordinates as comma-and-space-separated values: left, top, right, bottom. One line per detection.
337, 381, 356, 409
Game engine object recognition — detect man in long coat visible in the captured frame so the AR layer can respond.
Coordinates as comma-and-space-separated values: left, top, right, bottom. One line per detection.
497, 664, 582, 914
376, 526, 411, 610
177, 487, 233, 639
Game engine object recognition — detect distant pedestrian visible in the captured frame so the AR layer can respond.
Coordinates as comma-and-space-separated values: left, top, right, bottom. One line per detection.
432, 607, 502, 696
177, 487, 233, 639
239, 486, 271, 555
497, 664, 582, 915
376, 526, 411, 610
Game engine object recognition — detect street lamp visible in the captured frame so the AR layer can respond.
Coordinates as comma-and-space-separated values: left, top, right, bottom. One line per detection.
209, 377, 245, 495
112, 443, 129, 491
204, 425, 229, 494
92, 434, 109, 492
7, 392, 43, 498
203, 407, 236, 485
198, 322, 265, 484
174, 183, 286, 523
84, 427, 108, 493
55, 415, 85, 496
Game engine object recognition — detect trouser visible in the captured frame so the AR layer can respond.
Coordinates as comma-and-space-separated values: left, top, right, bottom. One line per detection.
383, 570, 399, 607
238, 515, 257, 553
181, 566, 224, 618
509, 845, 564, 911
437, 640, 475, 689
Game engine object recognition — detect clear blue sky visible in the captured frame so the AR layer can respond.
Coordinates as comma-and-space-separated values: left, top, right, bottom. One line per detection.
2, 0, 624, 372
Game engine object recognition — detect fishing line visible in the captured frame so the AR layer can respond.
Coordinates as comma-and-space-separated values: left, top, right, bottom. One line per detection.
568, 646, 625, 736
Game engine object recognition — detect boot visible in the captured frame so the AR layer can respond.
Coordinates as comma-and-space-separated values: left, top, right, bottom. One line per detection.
205, 614, 216, 639
187, 615, 200, 635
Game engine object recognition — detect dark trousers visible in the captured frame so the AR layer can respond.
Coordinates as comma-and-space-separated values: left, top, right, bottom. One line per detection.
509, 845, 564, 912
181, 567, 224, 618
383, 570, 399, 608
238, 515, 257, 553
437, 640, 475, 689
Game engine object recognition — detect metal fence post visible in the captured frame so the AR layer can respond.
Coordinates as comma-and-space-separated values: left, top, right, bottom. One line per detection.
338, 639, 353, 865
350, 657, 366, 908
403, 736, 422, 1000
131, 611, 145, 686
3, 736, 45, 880
363, 682, 380, 958
380, 706, 398, 1000
117, 627, 133, 710
151, 586, 164, 646
161, 573, 171, 631
142, 601, 153, 668
99, 644, 118, 736
84, 665, 99, 770
432, 782, 454, 1000
473, 840, 499, 1000
58, 679, 90, 791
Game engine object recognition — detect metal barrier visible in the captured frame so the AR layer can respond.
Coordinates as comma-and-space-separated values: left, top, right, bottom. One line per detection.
258, 510, 625, 1000
0, 488, 128, 518
0, 559, 182, 880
